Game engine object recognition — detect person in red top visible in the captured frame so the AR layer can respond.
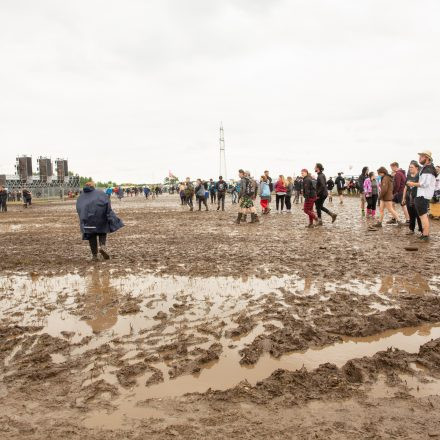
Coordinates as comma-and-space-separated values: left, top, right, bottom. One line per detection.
274, 175, 287, 213
390, 162, 409, 223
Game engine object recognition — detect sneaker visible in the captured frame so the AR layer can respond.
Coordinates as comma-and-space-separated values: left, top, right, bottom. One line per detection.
99, 246, 110, 260
418, 235, 430, 242
316, 219, 323, 226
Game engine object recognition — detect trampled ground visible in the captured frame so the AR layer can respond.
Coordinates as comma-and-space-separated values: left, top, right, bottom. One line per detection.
1, 194, 440, 439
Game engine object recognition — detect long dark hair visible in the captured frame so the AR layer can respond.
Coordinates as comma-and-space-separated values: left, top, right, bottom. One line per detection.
362, 166, 369, 176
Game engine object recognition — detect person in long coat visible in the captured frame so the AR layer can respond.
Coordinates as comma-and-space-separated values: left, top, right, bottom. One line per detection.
76, 181, 124, 261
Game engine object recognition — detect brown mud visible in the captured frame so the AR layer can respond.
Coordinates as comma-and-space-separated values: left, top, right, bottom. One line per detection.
1, 195, 440, 439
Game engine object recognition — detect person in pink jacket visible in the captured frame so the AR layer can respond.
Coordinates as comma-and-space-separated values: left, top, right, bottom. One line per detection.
363, 171, 379, 218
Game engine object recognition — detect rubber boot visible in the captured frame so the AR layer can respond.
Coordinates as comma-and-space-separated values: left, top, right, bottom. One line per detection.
235, 213, 242, 224
330, 212, 337, 223
251, 213, 259, 223
242, 215, 247, 223
316, 218, 323, 226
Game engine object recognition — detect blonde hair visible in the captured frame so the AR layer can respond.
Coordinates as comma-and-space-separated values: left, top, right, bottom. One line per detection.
279, 175, 287, 186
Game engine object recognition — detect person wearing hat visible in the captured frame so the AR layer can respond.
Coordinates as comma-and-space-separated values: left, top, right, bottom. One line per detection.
406, 150, 438, 241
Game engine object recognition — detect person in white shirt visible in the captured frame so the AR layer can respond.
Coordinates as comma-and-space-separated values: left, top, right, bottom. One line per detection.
406, 150, 438, 241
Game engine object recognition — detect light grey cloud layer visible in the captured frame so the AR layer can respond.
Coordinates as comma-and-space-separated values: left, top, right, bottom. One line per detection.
1, 0, 439, 182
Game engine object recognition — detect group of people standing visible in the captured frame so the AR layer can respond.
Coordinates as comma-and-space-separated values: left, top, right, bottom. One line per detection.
0, 187, 32, 212
179, 176, 229, 212
356, 150, 439, 241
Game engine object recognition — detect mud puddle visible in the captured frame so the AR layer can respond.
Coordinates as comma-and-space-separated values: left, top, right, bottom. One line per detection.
83, 322, 440, 429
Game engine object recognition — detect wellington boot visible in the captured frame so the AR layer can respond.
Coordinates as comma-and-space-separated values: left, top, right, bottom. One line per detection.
251, 213, 259, 223
235, 213, 243, 224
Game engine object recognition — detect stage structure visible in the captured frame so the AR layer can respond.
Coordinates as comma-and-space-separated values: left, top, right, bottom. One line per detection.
56, 159, 69, 183
5, 156, 79, 199
16, 156, 33, 183
37, 157, 53, 183
219, 122, 227, 180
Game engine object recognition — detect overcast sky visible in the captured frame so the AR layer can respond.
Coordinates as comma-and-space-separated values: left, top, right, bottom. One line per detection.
0, 0, 439, 183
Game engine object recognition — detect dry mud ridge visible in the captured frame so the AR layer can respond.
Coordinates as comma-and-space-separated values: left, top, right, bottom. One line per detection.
1, 195, 440, 439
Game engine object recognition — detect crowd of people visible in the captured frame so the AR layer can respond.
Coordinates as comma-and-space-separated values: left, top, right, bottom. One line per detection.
175, 150, 439, 242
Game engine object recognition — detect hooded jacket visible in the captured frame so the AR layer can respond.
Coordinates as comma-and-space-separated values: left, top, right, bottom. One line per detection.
393, 169, 406, 196
76, 187, 124, 238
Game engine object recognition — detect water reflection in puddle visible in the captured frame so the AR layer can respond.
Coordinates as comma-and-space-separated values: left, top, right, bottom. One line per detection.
1, 270, 439, 429
82, 323, 440, 429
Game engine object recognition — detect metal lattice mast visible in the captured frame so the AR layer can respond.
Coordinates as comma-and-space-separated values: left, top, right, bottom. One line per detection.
219, 122, 227, 180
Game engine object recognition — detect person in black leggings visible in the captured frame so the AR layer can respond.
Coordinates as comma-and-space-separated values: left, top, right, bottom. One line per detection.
314, 163, 337, 225
403, 161, 422, 235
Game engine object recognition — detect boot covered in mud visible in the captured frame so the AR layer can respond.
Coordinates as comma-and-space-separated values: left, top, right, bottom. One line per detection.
330, 212, 337, 223
242, 215, 247, 223
316, 218, 323, 226
251, 213, 259, 223
235, 213, 243, 224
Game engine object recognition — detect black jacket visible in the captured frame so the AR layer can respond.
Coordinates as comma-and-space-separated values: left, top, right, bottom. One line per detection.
335, 176, 345, 190
303, 175, 316, 200
76, 187, 124, 238
316, 172, 328, 198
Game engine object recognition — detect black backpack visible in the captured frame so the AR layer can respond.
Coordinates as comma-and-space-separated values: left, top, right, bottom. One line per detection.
244, 178, 254, 197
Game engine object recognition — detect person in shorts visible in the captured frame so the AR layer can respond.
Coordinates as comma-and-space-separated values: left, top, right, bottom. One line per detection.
406, 150, 437, 241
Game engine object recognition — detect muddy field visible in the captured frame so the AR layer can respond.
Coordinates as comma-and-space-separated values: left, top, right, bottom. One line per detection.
1, 194, 440, 439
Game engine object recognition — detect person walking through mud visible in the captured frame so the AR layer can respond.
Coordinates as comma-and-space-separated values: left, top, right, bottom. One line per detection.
285, 176, 293, 213
22, 188, 32, 208
209, 179, 217, 204
402, 161, 422, 235
363, 171, 378, 218
0, 186, 7, 213
274, 175, 287, 213
184, 178, 194, 211
259, 175, 271, 214
406, 150, 438, 241
76, 181, 124, 261
326, 176, 335, 203
293, 176, 303, 204
335, 173, 345, 204
195, 179, 208, 211
390, 162, 409, 224
216, 176, 227, 211
373, 167, 402, 228
314, 163, 337, 225
301, 169, 318, 228
236, 169, 259, 224
358, 167, 369, 217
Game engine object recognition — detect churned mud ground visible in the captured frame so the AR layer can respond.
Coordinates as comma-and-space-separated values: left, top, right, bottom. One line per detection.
1, 195, 440, 439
